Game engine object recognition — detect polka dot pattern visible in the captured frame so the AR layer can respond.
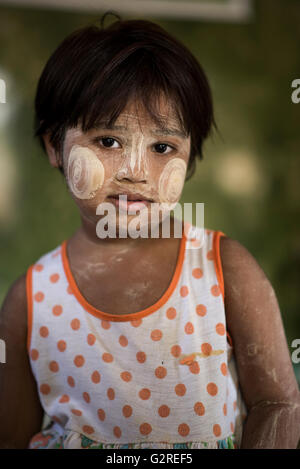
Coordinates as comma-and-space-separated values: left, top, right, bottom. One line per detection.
29, 230, 245, 446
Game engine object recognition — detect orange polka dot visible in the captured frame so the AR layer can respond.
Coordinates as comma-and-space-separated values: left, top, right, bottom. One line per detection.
120, 371, 132, 382
175, 383, 186, 396
97, 409, 106, 421
221, 363, 227, 376
180, 286, 189, 297
207, 382, 218, 396
101, 320, 111, 330
40, 326, 49, 338
59, 394, 69, 403
67, 285, 73, 294
52, 305, 63, 316
71, 318, 80, 330
178, 423, 190, 437
158, 405, 170, 418
114, 426, 122, 438
196, 304, 207, 317
140, 423, 152, 435
91, 371, 101, 384
139, 388, 151, 400
49, 361, 59, 372
211, 285, 221, 296
166, 307, 176, 319
123, 405, 133, 418
57, 340, 66, 352
194, 402, 205, 416
151, 329, 162, 341
201, 343, 212, 356
191, 239, 201, 248
50, 273, 60, 283
30, 349, 39, 361
184, 322, 194, 334
107, 388, 115, 400
71, 409, 82, 416
189, 361, 200, 374
192, 268, 203, 279
223, 403, 227, 416
34, 291, 44, 302
87, 333, 96, 346
207, 250, 214, 260
83, 392, 90, 403
40, 384, 50, 395
216, 323, 225, 336
213, 424, 221, 437
119, 335, 128, 347
136, 351, 146, 363
74, 355, 85, 367
171, 345, 182, 357
131, 319, 142, 327
67, 376, 75, 387
34, 264, 44, 272
230, 422, 235, 432
155, 366, 167, 379
102, 353, 113, 363
52, 249, 61, 258
82, 425, 94, 435
233, 400, 237, 411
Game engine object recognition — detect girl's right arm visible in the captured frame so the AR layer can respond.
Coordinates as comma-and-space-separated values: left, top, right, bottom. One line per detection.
0, 273, 44, 448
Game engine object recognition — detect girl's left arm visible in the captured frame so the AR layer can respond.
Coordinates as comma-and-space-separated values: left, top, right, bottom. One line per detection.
220, 236, 300, 449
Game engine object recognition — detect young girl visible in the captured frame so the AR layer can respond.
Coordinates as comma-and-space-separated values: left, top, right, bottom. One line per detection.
0, 13, 299, 450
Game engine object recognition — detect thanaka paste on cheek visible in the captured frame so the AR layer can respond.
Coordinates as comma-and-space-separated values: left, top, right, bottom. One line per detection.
158, 158, 187, 204
67, 145, 105, 199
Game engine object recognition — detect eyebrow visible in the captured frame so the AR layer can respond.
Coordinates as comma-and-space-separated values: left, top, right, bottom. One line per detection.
93, 123, 187, 139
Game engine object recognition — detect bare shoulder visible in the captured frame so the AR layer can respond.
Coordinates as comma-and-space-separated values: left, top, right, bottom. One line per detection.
0, 273, 28, 347
0, 271, 44, 448
219, 235, 299, 408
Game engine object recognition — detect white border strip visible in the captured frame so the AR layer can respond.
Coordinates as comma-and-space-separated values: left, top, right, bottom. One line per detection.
0, 0, 253, 22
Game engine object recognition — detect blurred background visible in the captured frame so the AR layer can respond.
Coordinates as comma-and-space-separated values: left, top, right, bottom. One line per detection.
0, 0, 299, 384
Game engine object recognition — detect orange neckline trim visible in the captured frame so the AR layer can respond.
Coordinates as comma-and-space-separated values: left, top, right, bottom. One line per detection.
61, 234, 187, 322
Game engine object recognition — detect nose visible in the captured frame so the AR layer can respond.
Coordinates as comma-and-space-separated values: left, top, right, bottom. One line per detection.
115, 150, 148, 183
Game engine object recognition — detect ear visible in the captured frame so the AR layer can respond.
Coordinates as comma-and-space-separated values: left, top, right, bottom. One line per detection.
42, 133, 62, 169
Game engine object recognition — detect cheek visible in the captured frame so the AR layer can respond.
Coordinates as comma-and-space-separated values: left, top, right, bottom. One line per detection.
67, 145, 105, 199
158, 158, 187, 203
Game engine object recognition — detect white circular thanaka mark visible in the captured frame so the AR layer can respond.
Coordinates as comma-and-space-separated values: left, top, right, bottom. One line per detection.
67, 145, 105, 199
158, 158, 187, 204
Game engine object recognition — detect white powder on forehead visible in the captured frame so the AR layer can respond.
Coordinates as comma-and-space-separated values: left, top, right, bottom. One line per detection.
158, 158, 187, 204
67, 145, 105, 199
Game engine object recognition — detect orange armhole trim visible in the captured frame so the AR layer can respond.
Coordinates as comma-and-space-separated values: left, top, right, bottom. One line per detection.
26, 264, 34, 353
213, 230, 226, 301
212, 230, 233, 348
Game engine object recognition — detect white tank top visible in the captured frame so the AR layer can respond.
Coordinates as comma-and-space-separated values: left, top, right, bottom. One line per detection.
26, 224, 247, 449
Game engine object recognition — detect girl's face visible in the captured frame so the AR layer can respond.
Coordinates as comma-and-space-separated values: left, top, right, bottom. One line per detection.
58, 96, 191, 235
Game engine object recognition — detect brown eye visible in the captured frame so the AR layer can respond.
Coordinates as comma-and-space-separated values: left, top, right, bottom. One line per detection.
101, 137, 116, 147
154, 143, 173, 154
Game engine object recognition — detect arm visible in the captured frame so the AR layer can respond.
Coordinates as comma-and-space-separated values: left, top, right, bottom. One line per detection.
220, 236, 300, 449
0, 274, 44, 448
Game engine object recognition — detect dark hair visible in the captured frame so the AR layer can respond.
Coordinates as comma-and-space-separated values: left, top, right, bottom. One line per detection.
34, 11, 216, 180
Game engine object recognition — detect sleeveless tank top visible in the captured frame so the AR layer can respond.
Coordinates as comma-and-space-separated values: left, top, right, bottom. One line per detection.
26, 224, 247, 449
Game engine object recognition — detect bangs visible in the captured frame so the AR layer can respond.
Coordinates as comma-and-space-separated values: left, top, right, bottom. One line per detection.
49, 47, 189, 150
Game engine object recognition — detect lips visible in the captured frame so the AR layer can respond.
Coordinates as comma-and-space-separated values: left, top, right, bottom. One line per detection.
107, 192, 153, 213
108, 192, 154, 202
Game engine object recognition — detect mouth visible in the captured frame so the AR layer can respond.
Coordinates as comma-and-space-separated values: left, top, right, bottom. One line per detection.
107, 192, 154, 212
